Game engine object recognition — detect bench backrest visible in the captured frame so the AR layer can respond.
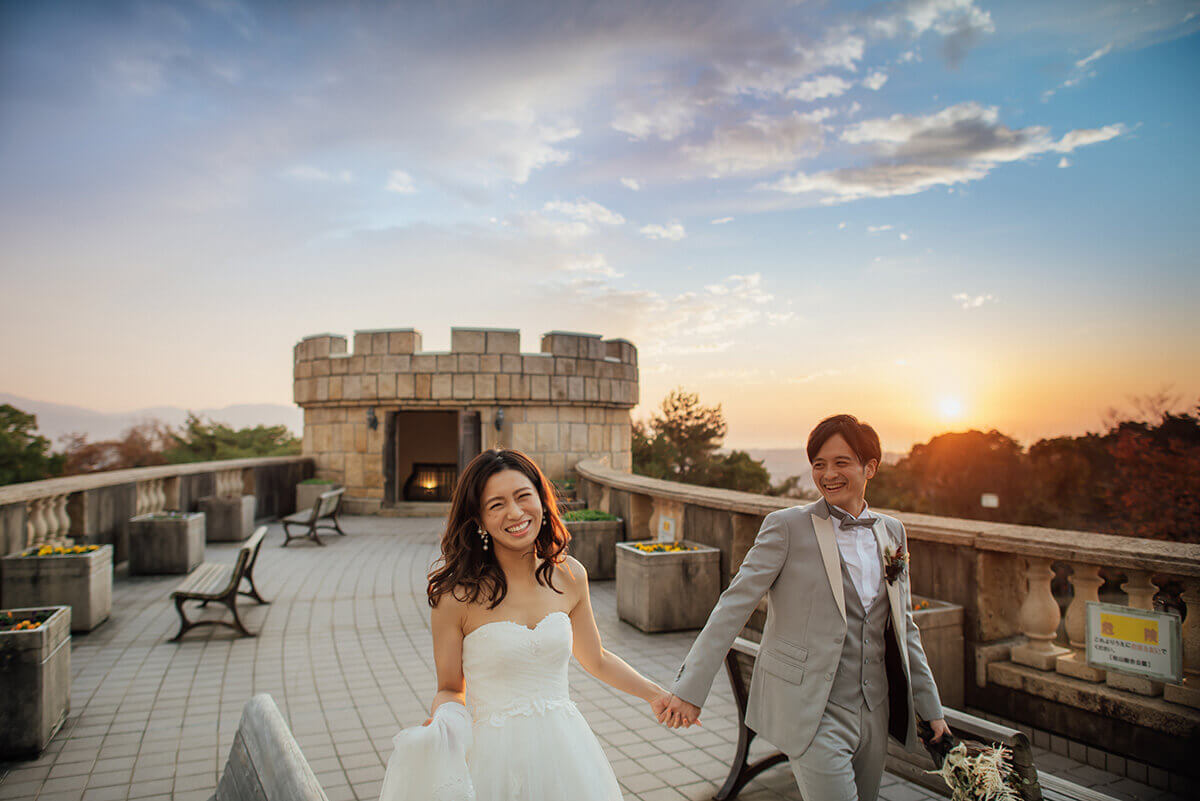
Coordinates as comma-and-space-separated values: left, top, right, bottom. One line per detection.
216, 694, 327, 801
240, 525, 268, 577
316, 488, 344, 518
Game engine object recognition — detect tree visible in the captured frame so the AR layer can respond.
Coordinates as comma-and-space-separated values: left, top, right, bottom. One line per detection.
0, 405, 64, 485
632, 389, 773, 493
647, 389, 727, 482
1102, 407, 1200, 542
700, 450, 772, 494
162, 413, 300, 463
869, 429, 1027, 521
60, 420, 172, 475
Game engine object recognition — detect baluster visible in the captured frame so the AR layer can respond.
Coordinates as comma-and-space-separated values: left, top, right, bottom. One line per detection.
27, 498, 49, 549
153, 479, 166, 513
54, 494, 71, 543
135, 482, 146, 516
1164, 578, 1200, 709
1106, 570, 1164, 696
1011, 557, 1070, 670
1056, 562, 1106, 681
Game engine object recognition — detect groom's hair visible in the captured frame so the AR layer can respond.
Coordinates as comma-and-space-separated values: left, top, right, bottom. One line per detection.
807, 414, 882, 466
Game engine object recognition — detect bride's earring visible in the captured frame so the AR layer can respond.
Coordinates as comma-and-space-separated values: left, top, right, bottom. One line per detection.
478, 526, 490, 551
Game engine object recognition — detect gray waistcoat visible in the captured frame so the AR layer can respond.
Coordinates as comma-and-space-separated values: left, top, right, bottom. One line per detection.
828, 557, 890, 712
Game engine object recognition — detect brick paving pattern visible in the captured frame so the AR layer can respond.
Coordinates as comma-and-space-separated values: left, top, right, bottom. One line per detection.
0, 517, 1188, 801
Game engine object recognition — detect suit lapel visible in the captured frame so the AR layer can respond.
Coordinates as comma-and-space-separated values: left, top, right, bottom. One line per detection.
872, 519, 909, 672
812, 510, 846, 623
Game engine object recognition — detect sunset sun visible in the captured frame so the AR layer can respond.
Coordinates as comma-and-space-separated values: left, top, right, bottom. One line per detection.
938, 396, 965, 421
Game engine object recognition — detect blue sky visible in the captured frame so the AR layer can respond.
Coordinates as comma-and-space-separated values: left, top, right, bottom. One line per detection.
2, 0, 1198, 450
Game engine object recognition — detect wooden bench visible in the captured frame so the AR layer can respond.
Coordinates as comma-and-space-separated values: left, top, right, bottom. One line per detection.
281, 488, 346, 547
718, 636, 1116, 801
211, 693, 328, 801
170, 526, 268, 641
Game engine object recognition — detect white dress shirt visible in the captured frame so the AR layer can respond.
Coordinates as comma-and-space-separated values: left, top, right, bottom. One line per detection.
832, 502, 882, 610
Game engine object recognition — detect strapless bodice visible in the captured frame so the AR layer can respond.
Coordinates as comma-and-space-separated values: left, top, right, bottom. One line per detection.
461, 611, 573, 726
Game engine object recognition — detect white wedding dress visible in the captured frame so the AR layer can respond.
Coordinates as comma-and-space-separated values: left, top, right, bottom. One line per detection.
381, 610, 623, 801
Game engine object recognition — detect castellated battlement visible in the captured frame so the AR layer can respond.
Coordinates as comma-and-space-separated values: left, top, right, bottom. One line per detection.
293, 327, 638, 408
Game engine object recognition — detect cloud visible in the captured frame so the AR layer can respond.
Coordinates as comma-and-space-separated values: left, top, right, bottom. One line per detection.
538, 270, 778, 357
285, 166, 353, 183
764, 102, 1125, 202
867, 224, 893, 233
386, 170, 416, 193
612, 96, 699, 141
1058, 157, 1071, 169
684, 112, 824, 177
640, 222, 687, 241
1044, 42, 1113, 100
899, 232, 909, 240
863, 70, 889, 90
711, 217, 734, 224
620, 177, 641, 191
869, 0, 995, 67
787, 75, 853, 102
559, 254, 623, 279
953, 292, 996, 309
509, 212, 592, 241
1076, 43, 1113, 69
544, 198, 626, 226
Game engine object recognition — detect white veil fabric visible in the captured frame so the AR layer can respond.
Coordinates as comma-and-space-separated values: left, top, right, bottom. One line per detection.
379, 701, 476, 801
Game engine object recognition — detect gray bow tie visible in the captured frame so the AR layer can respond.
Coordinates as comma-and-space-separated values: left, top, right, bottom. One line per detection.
825, 501, 877, 529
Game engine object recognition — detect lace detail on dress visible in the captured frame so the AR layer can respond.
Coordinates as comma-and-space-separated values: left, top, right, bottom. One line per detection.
472, 696, 581, 728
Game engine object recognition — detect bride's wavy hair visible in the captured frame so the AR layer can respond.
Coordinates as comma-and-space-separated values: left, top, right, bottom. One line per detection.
427, 448, 570, 610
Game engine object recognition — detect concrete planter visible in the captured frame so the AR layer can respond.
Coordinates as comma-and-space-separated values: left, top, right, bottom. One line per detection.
565, 518, 624, 580
912, 595, 964, 709
199, 495, 256, 543
0, 546, 112, 633
296, 482, 339, 515
128, 513, 205, 575
0, 606, 71, 758
616, 540, 721, 633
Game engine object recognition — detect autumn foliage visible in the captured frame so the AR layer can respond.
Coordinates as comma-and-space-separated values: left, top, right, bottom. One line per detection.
869, 402, 1200, 542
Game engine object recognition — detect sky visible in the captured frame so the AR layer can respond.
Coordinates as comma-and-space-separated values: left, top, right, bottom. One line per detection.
2, 0, 1199, 452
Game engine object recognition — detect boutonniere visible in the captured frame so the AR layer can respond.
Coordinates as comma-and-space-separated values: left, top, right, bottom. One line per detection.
883, 541, 908, 585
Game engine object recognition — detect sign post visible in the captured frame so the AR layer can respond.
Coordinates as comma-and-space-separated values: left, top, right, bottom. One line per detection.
1086, 602, 1182, 683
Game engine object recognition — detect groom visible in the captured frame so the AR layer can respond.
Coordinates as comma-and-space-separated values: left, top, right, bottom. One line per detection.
658, 414, 949, 801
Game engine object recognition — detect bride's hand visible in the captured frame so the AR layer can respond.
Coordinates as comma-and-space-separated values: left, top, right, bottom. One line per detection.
649, 692, 671, 720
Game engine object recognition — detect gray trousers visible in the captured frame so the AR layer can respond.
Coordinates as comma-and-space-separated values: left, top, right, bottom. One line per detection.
789, 699, 890, 801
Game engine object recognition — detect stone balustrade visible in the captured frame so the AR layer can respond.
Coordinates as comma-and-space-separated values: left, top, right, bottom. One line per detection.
574, 459, 1200, 780
0, 457, 311, 562
25, 493, 71, 549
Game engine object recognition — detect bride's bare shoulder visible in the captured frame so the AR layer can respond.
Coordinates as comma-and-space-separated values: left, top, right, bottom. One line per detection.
430, 588, 470, 629
555, 555, 589, 590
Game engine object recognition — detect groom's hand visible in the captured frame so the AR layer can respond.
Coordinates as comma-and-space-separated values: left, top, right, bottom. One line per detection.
928, 718, 951, 742
658, 694, 702, 728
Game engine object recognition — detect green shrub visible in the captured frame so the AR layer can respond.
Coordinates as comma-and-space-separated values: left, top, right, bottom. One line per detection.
299, 478, 336, 485
562, 509, 618, 522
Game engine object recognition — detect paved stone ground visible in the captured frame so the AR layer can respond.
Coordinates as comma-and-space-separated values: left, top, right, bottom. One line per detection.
0, 517, 1189, 801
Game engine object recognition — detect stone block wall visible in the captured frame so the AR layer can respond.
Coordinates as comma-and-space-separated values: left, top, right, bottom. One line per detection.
293, 327, 638, 407
294, 328, 639, 509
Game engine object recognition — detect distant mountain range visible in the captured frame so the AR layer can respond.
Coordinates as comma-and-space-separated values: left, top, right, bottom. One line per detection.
0, 393, 303, 445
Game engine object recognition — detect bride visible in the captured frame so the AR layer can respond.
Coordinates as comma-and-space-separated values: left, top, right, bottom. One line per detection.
389, 448, 675, 800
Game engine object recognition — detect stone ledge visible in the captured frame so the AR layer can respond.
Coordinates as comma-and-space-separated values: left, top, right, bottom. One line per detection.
987, 660, 1200, 737
575, 461, 1200, 575
0, 457, 312, 506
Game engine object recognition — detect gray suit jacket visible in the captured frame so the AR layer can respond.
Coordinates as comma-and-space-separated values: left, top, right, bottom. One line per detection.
671, 500, 943, 757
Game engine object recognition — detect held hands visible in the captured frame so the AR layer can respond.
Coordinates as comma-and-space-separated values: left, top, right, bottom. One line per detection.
653, 693, 702, 729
